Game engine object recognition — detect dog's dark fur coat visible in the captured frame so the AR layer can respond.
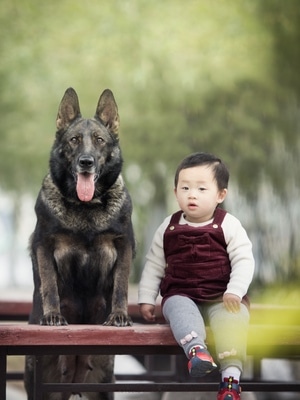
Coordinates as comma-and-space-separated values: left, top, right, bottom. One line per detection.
24, 88, 135, 400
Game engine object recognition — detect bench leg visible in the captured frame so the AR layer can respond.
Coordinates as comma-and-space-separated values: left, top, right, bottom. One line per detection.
0, 354, 7, 400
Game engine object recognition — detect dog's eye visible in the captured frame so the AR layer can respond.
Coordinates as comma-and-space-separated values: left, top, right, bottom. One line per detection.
96, 137, 105, 144
70, 137, 79, 144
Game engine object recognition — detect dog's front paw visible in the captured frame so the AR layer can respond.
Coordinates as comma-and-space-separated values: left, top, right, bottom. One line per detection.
40, 312, 68, 326
103, 312, 133, 327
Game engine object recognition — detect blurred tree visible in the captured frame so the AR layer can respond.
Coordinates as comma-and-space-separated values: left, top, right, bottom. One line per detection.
0, 0, 299, 282
0, 0, 274, 191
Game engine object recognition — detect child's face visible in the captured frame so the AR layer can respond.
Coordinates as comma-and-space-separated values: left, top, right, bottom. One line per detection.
174, 165, 227, 223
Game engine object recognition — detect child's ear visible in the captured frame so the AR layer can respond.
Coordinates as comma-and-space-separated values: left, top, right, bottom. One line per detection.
217, 188, 227, 204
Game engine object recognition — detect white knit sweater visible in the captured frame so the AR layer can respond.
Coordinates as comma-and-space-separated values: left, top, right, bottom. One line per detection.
138, 211, 255, 305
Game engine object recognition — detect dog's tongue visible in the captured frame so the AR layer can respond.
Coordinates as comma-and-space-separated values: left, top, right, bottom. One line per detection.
76, 173, 95, 202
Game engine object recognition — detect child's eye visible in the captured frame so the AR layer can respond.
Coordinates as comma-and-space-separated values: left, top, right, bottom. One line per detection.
181, 186, 189, 191
199, 187, 206, 192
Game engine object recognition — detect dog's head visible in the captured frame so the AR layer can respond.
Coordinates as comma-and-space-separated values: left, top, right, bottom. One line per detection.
50, 88, 123, 202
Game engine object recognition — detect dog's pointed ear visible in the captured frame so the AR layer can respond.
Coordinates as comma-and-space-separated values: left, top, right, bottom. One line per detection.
56, 88, 81, 131
95, 89, 120, 135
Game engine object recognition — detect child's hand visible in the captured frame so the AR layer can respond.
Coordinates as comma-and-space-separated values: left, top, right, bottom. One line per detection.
139, 303, 156, 322
223, 293, 241, 313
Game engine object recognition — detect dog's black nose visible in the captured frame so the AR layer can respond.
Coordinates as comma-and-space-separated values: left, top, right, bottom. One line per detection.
79, 155, 95, 168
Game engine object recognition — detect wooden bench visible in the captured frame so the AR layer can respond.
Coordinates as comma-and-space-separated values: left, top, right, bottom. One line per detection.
0, 302, 300, 398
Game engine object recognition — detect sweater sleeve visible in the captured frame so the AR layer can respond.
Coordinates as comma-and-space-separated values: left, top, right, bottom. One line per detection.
222, 213, 255, 299
138, 216, 171, 305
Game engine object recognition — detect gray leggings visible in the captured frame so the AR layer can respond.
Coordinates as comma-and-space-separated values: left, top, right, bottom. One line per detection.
162, 295, 250, 372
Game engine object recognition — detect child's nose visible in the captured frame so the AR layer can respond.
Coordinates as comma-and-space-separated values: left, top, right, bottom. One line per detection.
188, 189, 197, 198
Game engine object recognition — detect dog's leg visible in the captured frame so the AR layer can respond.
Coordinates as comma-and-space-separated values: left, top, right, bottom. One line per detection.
74, 355, 93, 383
59, 355, 76, 382
59, 355, 78, 400
35, 247, 68, 325
103, 244, 133, 327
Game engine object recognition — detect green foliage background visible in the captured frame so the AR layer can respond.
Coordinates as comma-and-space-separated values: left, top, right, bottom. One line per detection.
0, 0, 299, 287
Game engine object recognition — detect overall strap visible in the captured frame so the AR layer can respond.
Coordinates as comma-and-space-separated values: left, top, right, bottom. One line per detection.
169, 210, 183, 224
212, 207, 227, 226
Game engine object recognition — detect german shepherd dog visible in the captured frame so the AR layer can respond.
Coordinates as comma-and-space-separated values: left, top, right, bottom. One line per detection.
24, 88, 135, 400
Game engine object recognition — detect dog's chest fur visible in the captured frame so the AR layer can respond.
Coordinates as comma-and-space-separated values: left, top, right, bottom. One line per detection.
53, 231, 118, 289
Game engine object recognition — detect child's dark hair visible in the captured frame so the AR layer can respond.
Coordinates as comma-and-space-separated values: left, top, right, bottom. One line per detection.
174, 152, 229, 190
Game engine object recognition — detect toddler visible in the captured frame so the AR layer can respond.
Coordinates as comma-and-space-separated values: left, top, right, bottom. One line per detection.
138, 152, 255, 399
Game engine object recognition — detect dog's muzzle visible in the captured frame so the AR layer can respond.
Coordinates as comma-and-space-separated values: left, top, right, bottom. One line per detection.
78, 154, 95, 170
74, 155, 98, 202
